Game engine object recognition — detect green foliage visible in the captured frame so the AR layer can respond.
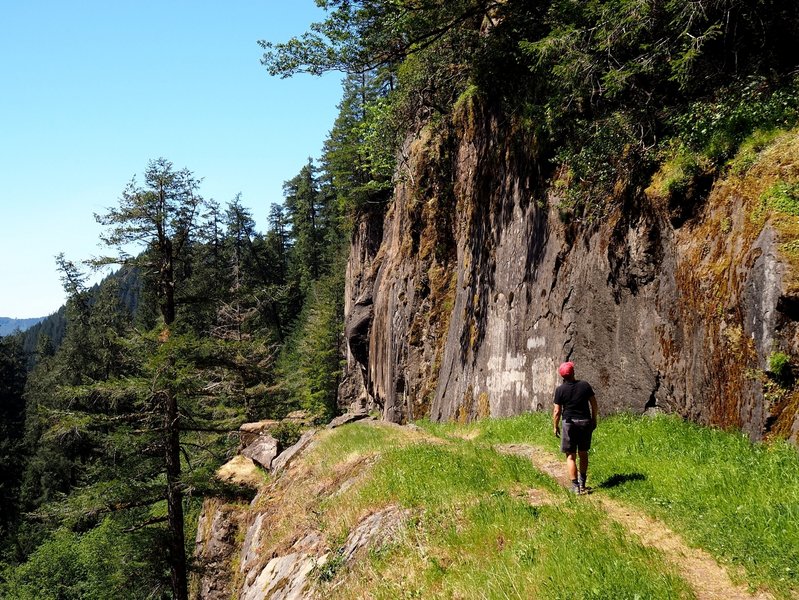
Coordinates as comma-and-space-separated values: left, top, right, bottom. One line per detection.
0, 337, 27, 548
314, 549, 346, 583
672, 77, 799, 164
662, 147, 704, 196
8, 136, 352, 596
322, 71, 395, 213
728, 128, 783, 175
768, 351, 793, 385
93, 157, 207, 326
762, 181, 799, 217
555, 111, 654, 218
260, 0, 491, 78
270, 420, 302, 449
284, 159, 330, 292
355, 96, 396, 191
0, 519, 157, 600
261, 0, 799, 219
273, 265, 346, 422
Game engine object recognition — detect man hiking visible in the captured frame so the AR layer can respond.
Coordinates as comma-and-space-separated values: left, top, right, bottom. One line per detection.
553, 361, 598, 494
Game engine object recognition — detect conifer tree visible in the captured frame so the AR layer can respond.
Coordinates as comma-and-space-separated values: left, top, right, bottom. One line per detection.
283, 159, 325, 291
93, 157, 205, 327
89, 158, 208, 600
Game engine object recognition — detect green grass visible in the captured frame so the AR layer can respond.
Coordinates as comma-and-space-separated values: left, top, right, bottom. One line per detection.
311, 420, 411, 470
590, 414, 799, 598
354, 495, 693, 600
316, 423, 695, 599
762, 181, 799, 217
418, 412, 799, 598
727, 128, 783, 174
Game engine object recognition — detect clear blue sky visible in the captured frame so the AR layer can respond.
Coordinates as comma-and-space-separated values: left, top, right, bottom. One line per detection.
0, 1, 343, 318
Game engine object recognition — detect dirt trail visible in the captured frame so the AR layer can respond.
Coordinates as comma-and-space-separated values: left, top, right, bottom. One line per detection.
495, 443, 774, 600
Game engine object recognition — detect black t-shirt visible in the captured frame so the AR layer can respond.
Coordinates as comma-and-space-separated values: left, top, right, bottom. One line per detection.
554, 380, 594, 420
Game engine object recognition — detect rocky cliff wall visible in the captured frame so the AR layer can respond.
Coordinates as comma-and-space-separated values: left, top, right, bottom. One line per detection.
340, 98, 799, 441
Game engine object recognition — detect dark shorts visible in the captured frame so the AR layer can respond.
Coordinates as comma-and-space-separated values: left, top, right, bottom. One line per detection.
561, 419, 594, 453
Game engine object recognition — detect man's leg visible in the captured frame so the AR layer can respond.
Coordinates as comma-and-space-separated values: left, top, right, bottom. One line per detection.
578, 450, 588, 477
578, 450, 589, 492
566, 452, 578, 479
566, 452, 579, 492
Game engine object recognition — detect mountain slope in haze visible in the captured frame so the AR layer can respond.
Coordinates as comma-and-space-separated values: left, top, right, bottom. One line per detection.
0, 316, 45, 337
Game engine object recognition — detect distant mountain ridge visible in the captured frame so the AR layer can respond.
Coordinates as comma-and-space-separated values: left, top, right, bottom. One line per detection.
0, 316, 46, 337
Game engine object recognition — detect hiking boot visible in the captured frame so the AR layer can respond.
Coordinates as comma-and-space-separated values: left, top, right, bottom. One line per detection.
579, 483, 587, 495
571, 482, 582, 495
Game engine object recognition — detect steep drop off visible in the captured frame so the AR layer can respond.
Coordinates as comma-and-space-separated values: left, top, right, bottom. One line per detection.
340, 97, 799, 441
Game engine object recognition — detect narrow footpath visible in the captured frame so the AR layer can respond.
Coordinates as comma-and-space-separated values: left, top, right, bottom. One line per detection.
494, 443, 775, 600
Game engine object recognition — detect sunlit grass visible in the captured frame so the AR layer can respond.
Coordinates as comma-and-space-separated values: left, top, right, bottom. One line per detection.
419, 411, 799, 598
317, 422, 695, 599
590, 414, 799, 598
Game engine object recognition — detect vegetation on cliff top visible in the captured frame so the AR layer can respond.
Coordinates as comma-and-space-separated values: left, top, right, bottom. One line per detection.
263, 0, 799, 221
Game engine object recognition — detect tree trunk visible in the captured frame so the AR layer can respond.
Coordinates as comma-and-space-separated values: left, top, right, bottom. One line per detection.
165, 388, 188, 600
162, 238, 176, 326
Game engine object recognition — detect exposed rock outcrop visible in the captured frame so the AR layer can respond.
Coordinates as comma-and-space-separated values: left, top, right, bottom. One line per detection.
193, 500, 244, 600
326, 409, 371, 429
239, 420, 280, 448
341, 98, 799, 440
192, 422, 425, 599
272, 430, 317, 474
241, 435, 280, 471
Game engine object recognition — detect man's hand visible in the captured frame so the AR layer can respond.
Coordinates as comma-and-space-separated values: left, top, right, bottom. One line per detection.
553, 403, 562, 438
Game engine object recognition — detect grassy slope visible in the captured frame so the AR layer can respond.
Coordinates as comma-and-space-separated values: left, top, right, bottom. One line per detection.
301, 420, 693, 599
260, 413, 799, 598
426, 412, 799, 599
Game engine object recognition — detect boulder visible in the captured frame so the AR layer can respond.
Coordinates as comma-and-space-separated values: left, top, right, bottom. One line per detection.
326, 409, 371, 429
241, 434, 279, 471
239, 419, 280, 448
342, 505, 410, 561
240, 530, 326, 600
271, 430, 316, 474
241, 553, 325, 600
215, 455, 262, 488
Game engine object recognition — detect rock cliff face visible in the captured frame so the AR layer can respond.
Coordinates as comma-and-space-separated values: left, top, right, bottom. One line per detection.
340, 98, 799, 441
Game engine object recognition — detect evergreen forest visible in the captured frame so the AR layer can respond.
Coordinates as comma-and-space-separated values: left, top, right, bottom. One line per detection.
3, 1, 799, 598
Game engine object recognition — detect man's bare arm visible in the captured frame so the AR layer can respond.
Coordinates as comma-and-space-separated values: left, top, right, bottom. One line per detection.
553, 403, 562, 437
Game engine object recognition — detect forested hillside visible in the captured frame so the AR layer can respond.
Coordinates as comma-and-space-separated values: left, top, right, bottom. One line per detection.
0, 153, 353, 596
2, 1, 799, 598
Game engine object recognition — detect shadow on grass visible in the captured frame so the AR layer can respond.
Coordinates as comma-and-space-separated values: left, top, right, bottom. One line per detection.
597, 473, 646, 489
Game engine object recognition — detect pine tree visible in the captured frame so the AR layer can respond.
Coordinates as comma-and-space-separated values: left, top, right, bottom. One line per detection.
90, 158, 208, 600
283, 159, 326, 291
